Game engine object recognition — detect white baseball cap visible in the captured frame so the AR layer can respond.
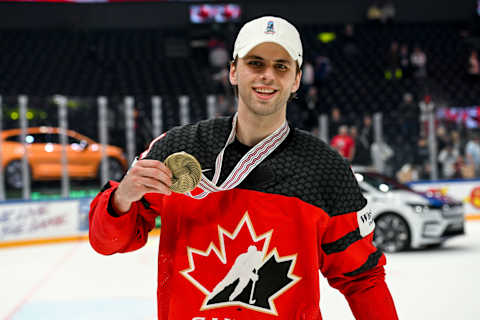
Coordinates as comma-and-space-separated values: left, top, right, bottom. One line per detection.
233, 16, 303, 67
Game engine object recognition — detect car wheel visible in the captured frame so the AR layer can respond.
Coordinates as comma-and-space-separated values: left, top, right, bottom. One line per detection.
373, 213, 410, 253
108, 158, 125, 181
98, 157, 125, 182
5, 160, 29, 190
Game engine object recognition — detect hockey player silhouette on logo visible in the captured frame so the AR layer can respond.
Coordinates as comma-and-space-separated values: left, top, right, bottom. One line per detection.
210, 245, 263, 303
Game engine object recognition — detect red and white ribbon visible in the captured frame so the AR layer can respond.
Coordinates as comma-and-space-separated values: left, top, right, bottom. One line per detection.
187, 113, 289, 199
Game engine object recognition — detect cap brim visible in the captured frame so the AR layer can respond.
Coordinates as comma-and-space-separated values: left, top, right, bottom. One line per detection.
235, 38, 300, 66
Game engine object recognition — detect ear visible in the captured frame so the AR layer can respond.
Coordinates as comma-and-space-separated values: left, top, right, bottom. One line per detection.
229, 61, 238, 85
291, 69, 302, 93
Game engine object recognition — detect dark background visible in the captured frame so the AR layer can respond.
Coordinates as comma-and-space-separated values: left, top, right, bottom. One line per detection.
0, 0, 477, 29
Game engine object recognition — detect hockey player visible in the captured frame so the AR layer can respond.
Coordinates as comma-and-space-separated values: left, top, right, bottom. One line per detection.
209, 245, 263, 302
89, 16, 398, 319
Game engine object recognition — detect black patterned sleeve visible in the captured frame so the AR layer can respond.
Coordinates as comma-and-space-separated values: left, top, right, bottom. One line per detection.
328, 158, 367, 216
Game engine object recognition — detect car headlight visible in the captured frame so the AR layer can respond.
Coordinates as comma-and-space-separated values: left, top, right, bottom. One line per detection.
407, 203, 441, 213
407, 203, 430, 213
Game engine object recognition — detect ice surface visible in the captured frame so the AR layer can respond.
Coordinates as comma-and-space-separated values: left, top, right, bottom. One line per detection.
1, 222, 479, 320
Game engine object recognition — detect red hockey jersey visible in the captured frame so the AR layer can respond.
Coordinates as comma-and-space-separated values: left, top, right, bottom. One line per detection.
89, 117, 398, 320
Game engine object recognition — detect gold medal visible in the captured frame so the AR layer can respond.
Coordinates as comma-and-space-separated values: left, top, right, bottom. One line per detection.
164, 152, 202, 194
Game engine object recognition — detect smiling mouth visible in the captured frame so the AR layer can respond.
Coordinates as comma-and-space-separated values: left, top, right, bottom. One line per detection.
253, 87, 278, 99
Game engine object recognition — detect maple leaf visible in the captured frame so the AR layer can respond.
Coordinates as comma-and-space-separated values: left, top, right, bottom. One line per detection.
180, 212, 301, 316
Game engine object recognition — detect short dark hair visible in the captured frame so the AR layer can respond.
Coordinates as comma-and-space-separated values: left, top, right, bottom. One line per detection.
229, 58, 301, 102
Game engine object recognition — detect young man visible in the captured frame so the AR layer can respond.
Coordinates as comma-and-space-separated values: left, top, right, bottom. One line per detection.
89, 16, 398, 319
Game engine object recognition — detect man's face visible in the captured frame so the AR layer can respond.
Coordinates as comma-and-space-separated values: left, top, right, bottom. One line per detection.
229, 42, 301, 117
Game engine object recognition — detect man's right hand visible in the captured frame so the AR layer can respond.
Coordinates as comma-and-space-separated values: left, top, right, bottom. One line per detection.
112, 159, 173, 214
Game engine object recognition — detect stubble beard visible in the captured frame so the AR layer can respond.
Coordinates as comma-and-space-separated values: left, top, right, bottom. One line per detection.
239, 87, 289, 117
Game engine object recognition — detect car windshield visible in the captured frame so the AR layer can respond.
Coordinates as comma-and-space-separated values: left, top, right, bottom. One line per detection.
356, 172, 412, 192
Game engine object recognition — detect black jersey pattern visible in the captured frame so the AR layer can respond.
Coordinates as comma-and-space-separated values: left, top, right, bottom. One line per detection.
143, 117, 367, 217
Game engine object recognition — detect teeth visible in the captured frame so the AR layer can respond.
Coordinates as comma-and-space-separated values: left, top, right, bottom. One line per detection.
255, 88, 275, 93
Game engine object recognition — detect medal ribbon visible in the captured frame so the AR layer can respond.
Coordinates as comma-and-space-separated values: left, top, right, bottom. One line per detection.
187, 112, 290, 199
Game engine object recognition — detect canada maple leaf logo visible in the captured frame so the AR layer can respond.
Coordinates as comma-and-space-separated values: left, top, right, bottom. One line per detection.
180, 212, 301, 316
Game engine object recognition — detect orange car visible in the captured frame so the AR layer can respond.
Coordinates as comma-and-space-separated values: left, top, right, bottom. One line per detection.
1, 127, 128, 189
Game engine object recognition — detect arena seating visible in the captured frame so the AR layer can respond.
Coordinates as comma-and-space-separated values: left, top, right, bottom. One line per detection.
0, 22, 478, 144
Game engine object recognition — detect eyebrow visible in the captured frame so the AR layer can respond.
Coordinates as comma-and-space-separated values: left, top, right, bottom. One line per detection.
244, 55, 292, 65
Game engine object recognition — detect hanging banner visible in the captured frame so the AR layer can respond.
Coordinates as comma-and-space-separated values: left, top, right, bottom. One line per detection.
436, 106, 480, 128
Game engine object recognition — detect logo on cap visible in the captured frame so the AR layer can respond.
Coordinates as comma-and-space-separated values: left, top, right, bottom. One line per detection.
265, 21, 275, 34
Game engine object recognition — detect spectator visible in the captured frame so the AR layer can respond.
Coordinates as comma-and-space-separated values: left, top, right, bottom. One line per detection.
411, 46, 427, 78
436, 125, 450, 154
359, 114, 374, 146
413, 137, 430, 179
342, 24, 359, 57
398, 92, 419, 140
467, 50, 480, 81
208, 39, 229, 72
398, 92, 415, 109
450, 130, 463, 155
303, 86, 320, 132
371, 138, 394, 175
399, 44, 410, 77
329, 107, 344, 139
457, 154, 474, 178
330, 125, 355, 162
351, 125, 372, 166
465, 131, 480, 176
301, 60, 315, 94
438, 143, 460, 179
385, 41, 401, 80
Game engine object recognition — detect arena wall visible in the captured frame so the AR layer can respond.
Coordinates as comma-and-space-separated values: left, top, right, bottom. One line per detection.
0, 198, 91, 248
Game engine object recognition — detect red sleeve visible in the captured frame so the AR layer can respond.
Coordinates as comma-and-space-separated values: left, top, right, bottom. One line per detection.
319, 211, 398, 320
88, 180, 160, 255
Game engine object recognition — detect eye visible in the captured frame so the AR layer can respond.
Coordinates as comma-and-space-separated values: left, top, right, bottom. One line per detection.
247, 60, 264, 67
275, 64, 289, 71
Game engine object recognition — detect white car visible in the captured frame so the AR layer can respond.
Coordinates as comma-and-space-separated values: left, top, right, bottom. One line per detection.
353, 169, 465, 252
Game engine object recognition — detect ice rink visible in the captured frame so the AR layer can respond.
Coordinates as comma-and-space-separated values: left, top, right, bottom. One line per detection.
1, 221, 479, 320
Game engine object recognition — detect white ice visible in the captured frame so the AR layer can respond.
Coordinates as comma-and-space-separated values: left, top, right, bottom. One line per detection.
1, 221, 479, 320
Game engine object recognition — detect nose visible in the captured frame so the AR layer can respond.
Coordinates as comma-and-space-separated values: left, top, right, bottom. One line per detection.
260, 66, 275, 83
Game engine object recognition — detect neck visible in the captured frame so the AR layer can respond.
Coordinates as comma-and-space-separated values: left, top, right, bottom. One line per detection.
235, 109, 286, 146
